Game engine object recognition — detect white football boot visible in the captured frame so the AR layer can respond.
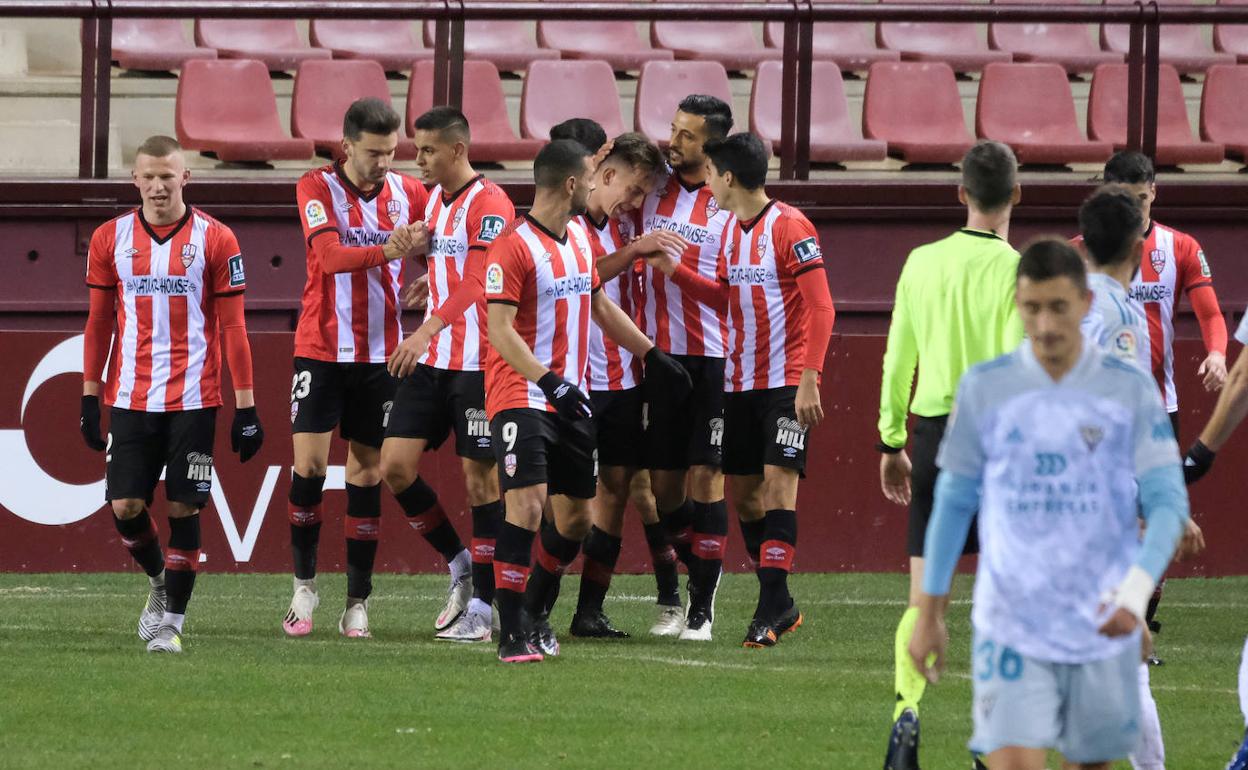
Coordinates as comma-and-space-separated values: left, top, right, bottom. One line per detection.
435, 608, 493, 643
146, 624, 183, 654
435, 572, 472, 631
339, 600, 371, 639
138, 581, 167, 642
649, 604, 685, 637
282, 579, 319, 637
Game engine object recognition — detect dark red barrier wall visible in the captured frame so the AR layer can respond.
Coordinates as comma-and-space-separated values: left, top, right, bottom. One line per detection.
1, 330, 1243, 575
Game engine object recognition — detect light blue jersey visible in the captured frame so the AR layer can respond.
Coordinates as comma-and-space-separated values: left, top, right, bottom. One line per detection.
936, 340, 1182, 664
1082, 272, 1151, 372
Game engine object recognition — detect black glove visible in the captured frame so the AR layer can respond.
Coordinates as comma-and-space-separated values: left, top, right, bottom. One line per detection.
80, 395, 106, 451
231, 406, 264, 463
643, 346, 693, 400
537, 371, 593, 421
1183, 439, 1216, 485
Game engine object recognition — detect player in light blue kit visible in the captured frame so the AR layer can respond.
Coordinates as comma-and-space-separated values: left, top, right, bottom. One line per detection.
1078, 186, 1151, 372
909, 239, 1189, 770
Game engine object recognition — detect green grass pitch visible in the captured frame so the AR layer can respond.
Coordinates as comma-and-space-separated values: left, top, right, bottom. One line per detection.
0, 572, 1243, 768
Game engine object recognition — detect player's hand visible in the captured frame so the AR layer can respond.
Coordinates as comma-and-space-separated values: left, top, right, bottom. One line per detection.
537, 371, 593, 421
634, 230, 688, 261
1182, 439, 1216, 484
590, 139, 614, 172
642, 251, 680, 278
230, 406, 264, 463
79, 395, 106, 451
388, 328, 432, 379
795, 370, 823, 428
880, 450, 912, 506
1176, 517, 1206, 561
405, 221, 430, 254
384, 225, 421, 261
1097, 605, 1140, 638
402, 274, 430, 311
643, 347, 692, 400
1198, 351, 1227, 392
908, 612, 947, 684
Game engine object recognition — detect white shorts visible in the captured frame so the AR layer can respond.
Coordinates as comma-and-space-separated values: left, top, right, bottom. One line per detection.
969, 630, 1141, 763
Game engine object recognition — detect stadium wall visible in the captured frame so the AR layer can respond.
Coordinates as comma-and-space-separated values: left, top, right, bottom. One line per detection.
0, 180, 1244, 575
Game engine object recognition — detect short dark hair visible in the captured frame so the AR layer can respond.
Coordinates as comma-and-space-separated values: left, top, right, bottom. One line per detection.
676, 94, 734, 141
135, 135, 181, 159
703, 132, 769, 191
343, 97, 401, 141
1103, 151, 1155, 185
533, 139, 591, 190
413, 106, 471, 145
961, 140, 1018, 212
1079, 185, 1145, 268
549, 118, 607, 155
601, 132, 665, 177
1018, 237, 1088, 292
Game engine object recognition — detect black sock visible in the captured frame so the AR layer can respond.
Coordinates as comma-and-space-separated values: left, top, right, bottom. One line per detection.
643, 521, 680, 606
577, 526, 622, 614
114, 510, 164, 577
165, 514, 201, 615
471, 501, 503, 605
660, 497, 697, 571
288, 472, 325, 580
345, 483, 381, 600
395, 477, 465, 563
1147, 577, 1166, 625
740, 517, 766, 570
757, 509, 798, 620
526, 524, 582, 619
691, 499, 728, 607
493, 522, 536, 638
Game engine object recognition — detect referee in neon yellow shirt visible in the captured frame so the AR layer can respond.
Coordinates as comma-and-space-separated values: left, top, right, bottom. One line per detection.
878, 141, 1025, 770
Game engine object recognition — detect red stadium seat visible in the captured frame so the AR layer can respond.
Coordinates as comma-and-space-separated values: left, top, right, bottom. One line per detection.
537, 21, 673, 70
976, 63, 1113, 165
1214, 0, 1248, 63
1200, 64, 1248, 159
750, 60, 887, 163
421, 20, 558, 73
634, 60, 734, 145
521, 60, 627, 140
1101, 0, 1234, 75
1088, 63, 1226, 165
291, 60, 416, 161
862, 61, 975, 164
988, 0, 1123, 74
195, 19, 330, 72
176, 59, 314, 162
309, 20, 432, 71
112, 19, 216, 72
407, 60, 543, 162
877, 0, 1011, 73
764, 20, 900, 72
650, 21, 776, 71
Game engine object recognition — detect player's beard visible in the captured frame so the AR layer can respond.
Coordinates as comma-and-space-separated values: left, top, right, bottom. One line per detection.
570, 190, 590, 217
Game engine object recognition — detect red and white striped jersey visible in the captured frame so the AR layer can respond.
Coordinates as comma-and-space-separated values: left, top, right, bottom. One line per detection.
1128, 221, 1214, 412
483, 216, 601, 418
576, 213, 642, 392
420, 175, 514, 371
720, 201, 826, 392
295, 163, 427, 364
86, 207, 246, 412
639, 173, 730, 358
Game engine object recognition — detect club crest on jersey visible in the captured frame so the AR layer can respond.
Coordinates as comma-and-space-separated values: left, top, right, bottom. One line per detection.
1149, 249, 1166, 274
793, 237, 823, 264
756, 233, 770, 258
452, 205, 467, 230
616, 216, 634, 242
1079, 424, 1104, 453
479, 215, 506, 243
723, 240, 735, 261
485, 263, 504, 294
304, 199, 328, 228
180, 243, 198, 268
705, 196, 719, 217
504, 452, 517, 478
386, 199, 402, 225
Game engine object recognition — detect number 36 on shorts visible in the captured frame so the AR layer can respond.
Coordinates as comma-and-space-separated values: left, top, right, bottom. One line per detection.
975, 639, 1024, 682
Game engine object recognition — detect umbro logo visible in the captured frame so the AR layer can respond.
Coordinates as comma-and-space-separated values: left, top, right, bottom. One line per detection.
554, 384, 569, 398
501, 569, 525, 583
764, 546, 788, 560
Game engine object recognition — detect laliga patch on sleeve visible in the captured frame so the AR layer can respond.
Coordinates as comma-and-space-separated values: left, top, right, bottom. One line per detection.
479, 215, 506, 243
304, 200, 328, 229
1197, 250, 1211, 278
1112, 327, 1138, 362
793, 236, 823, 264
228, 254, 246, 287
485, 263, 505, 294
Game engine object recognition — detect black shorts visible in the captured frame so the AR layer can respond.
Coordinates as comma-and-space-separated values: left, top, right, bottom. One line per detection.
722, 386, 809, 476
106, 407, 217, 507
642, 354, 725, 471
590, 387, 644, 468
386, 364, 492, 459
491, 408, 597, 499
908, 415, 979, 557
290, 357, 397, 449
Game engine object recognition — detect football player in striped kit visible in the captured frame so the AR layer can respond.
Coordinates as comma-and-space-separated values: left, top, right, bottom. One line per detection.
80, 135, 264, 653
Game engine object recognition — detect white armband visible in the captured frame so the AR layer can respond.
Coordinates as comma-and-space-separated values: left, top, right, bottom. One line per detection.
1112, 565, 1156, 621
